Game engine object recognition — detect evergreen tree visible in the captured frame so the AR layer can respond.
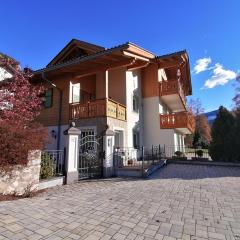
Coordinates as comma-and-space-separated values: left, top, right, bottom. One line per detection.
209, 106, 235, 161
232, 110, 240, 161
192, 131, 201, 148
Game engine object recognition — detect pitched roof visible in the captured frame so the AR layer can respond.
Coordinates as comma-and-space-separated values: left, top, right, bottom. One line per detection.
34, 42, 131, 74
156, 50, 188, 59
47, 39, 105, 67
34, 40, 191, 79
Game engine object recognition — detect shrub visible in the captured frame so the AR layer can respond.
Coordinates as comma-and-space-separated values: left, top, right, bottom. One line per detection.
0, 122, 47, 171
40, 153, 54, 179
196, 150, 203, 157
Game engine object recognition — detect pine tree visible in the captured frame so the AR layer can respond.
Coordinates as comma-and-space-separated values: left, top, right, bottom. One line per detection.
209, 106, 235, 161
232, 110, 240, 161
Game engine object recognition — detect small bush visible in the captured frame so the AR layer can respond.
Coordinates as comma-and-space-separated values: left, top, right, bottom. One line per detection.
0, 123, 47, 172
40, 153, 54, 179
21, 183, 37, 198
196, 150, 203, 157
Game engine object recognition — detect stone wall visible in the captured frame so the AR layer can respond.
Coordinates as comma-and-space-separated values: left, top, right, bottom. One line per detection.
0, 151, 41, 195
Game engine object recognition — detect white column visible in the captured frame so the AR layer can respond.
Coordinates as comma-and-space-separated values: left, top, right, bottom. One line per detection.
67, 135, 79, 172
103, 131, 115, 177
64, 123, 81, 184
105, 70, 109, 99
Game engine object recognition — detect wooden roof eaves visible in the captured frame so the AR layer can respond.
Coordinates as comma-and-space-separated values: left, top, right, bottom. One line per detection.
46, 39, 105, 67
34, 43, 130, 75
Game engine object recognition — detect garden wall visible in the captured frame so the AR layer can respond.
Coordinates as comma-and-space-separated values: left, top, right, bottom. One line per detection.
0, 151, 41, 195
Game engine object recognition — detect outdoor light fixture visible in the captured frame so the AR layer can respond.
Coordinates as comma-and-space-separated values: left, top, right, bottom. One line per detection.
51, 130, 57, 139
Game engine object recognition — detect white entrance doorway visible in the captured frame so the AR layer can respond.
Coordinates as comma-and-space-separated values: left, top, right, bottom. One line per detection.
114, 130, 124, 148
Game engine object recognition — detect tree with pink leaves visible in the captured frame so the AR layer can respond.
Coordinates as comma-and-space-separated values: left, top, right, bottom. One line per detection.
0, 53, 47, 171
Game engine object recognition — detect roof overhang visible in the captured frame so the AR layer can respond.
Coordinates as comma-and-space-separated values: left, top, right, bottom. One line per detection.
33, 41, 192, 96
33, 42, 156, 80
156, 50, 192, 95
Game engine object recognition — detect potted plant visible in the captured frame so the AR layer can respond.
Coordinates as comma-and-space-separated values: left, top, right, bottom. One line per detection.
172, 151, 187, 161
127, 159, 133, 166
191, 149, 209, 161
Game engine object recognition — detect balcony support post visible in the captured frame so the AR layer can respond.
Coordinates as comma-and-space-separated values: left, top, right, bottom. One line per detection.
96, 70, 109, 99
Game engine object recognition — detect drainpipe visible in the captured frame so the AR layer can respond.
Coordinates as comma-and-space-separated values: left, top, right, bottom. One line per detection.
41, 73, 63, 151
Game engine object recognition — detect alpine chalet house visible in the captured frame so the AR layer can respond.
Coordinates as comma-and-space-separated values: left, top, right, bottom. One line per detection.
34, 39, 195, 156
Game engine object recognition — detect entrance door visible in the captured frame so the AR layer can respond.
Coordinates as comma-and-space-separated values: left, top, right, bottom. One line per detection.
78, 130, 103, 180
114, 130, 124, 148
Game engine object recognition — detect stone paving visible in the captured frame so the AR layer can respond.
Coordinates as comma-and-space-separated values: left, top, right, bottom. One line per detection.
0, 164, 240, 240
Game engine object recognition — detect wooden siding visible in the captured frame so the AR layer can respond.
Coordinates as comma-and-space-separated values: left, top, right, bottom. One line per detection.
36, 74, 96, 126
36, 76, 70, 126
141, 64, 159, 98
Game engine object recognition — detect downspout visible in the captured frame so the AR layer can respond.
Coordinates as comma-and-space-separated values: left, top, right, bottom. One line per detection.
41, 73, 63, 151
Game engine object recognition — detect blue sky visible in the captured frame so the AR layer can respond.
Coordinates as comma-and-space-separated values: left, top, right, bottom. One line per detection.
1, 0, 239, 112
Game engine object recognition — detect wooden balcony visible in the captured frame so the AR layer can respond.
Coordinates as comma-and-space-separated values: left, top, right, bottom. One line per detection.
69, 98, 126, 121
159, 80, 186, 111
160, 111, 195, 134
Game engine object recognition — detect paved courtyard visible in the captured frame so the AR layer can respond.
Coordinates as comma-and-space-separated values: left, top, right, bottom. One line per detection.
1, 164, 240, 240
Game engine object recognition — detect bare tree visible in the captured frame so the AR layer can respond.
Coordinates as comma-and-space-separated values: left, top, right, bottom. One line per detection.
187, 98, 212, 146
233, 75, 240, 110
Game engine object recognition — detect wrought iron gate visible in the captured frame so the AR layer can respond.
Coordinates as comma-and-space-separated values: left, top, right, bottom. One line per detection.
78, 133, 103, 180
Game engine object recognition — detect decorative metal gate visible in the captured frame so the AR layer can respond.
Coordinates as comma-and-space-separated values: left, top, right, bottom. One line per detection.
78, 132, 103, 180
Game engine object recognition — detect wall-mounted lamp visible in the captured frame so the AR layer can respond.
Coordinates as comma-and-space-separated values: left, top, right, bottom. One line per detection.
51, 130, 57, 139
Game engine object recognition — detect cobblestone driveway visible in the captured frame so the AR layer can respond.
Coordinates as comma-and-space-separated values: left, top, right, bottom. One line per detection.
1, 164, 240, 240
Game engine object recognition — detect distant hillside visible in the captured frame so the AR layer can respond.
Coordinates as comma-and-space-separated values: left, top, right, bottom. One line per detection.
205, 110, 219, 125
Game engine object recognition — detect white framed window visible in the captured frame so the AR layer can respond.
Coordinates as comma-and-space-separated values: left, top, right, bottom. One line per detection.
72, 83, 80, 103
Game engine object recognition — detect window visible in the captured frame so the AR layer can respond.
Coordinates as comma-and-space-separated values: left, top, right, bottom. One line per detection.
114, 130, 124, 148
72, 83, 80, 103
133, 130, 140, 149
132, 94, 139, 112
44, 88, 53, 108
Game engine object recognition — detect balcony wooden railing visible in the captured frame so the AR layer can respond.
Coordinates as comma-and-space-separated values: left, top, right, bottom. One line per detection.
69, 98, 126, 121
159, 80, 186, 106
160, 111, 195, 133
